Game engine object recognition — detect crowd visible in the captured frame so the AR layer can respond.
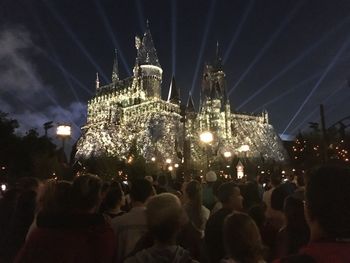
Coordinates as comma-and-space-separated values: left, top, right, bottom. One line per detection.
0, 164, 350, 263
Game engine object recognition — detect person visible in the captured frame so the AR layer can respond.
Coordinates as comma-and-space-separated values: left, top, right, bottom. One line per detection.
0, 177, 40, 262
183, 180, 210, 238
15, 175, 116, 263
125, 193, 198, 263
101, 183, 125, 219
263, 172, 282, 219
269, 185, 290, 231
274, 196, 309, 259
205, 182, 243, 263
222, 212, 266, 263
202, 171, 217, 210
112, 178, 154, 261
277, 165, 350, 262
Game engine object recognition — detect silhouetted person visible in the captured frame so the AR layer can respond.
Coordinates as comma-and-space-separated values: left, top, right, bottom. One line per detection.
277, 165, 350, 262
125, 193, 198, 263
205, 182, 243, 263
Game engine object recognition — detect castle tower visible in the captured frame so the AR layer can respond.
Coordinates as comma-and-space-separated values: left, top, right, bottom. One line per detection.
134, 21, 162, 99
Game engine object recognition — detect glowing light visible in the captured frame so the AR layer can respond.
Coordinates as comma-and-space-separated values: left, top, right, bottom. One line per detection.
56, 125, 71, 137
200, 131, 213, 144
166, 158, 172, 164
223, 151, 232, 158
174, 163, 179, 168
151, 157, 156, 162
239, 145, 250, 152
1, 184, 6, 191
168, 166, 173, 171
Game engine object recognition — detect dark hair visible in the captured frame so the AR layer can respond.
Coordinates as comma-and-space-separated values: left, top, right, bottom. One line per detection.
296, 174, 305, 187
241, 182, 261, 210
16, 177, 40, 191
40, 180, 72, 215
71, 174, 102, 211
129, 179, 153, 203
146, 193, 183, 243
271, 185, 289, 212
284, 196, 309, 254
224, 212, 265, 263
270, 172, 282, 187
185, 180, 203, 230
157, 175, 167, 186
217, 182, 238, 204
306, 165, 350, 238
103, 184, 123, 210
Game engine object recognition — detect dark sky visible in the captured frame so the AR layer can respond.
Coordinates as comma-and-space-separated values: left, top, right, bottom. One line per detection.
1, 0, 350, 142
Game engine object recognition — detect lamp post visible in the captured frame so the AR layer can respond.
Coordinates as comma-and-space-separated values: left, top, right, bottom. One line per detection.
56, 124, 71, 150
200, 131, 213, 171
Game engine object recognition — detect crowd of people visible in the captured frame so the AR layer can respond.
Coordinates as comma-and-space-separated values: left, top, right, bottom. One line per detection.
0, 164, 350, 262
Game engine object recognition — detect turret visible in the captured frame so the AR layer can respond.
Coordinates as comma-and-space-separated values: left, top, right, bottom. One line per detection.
134, 20, 162, 99
96, 72, 100, 90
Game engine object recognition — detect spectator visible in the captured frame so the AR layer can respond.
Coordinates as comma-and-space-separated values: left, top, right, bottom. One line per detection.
274, 196, 309, 259
102, 183, 125, 219
0, 177, 39, 262
16, 175, 116, 263
210, 180, 223, 216
277, 165, 350, 262
112, 178, 154, 261
222, 212, 266, 263
205, 182, 243, 263
183, 180, 210, 238
202, 171, 217, 210
263, 172, 282, 218
269, 185, 289, 231
125, 193, 198, 263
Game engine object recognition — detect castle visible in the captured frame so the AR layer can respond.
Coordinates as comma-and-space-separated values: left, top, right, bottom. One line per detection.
75, 24, 287, 168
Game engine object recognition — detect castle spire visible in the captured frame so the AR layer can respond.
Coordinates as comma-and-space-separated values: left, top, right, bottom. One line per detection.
187, 92, 195, 112
112, 49, 119, 82
214, 41, 223, 71
96, 72, 100, 89
167, 75, 180, 104
135, 20, 161, 67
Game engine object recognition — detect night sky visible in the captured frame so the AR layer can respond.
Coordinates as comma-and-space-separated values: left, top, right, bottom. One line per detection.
1, 0, 350, 143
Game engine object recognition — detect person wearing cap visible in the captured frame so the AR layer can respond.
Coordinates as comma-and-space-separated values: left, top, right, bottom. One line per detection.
202, 171, 217, 210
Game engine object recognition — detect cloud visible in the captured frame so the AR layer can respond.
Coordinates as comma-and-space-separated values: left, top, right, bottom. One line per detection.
0, 26, 84, 141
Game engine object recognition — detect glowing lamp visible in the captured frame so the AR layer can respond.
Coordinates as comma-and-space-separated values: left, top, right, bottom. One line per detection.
236, 160, 244, 179
166, 158, 172, 164
223, 151, 232, 158
200, 131, 213, 144
56, 125, 71, 137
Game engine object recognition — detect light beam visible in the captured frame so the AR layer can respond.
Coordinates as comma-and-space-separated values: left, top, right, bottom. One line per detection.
190, 0, 217, 95
223, 0, 255, 63
228, 1, 304, 95
283, 36, 350, 135
236, 15, 350, 109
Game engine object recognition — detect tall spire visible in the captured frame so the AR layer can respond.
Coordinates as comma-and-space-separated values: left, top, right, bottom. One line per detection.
213, 41, 223, 71
96, 72, 100, 89
167, 75, 180, 104
187, 92, 195, 112
135, 20, 161, 67
112, 49, 119, 82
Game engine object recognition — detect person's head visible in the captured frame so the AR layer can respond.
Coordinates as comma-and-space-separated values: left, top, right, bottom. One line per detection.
71, 174, 103, 213
305, 165, 350, 239
241, 182, 261, 210
157, 175, 167, 187
103, 183, 124, 210
38, 180, 72, 215
146, 193, 184, 244
271, 185, 290, 212
17, 177, 40, 192
129, 178, 154, 204
205, 170, 217, 185
185, 180, 202, 204
217, 182, 243, 211
224, 212, 265, 262
270, 171, 282, 188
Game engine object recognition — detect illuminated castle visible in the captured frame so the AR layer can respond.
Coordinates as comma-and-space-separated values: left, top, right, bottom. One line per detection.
76, 24, 287, 166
